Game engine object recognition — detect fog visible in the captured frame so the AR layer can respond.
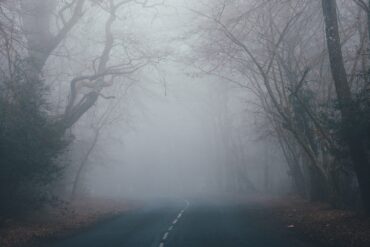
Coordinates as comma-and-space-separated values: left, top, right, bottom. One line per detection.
31, 1, 278, 201
57, 0, 291, 200
3, 2, 370, 246
4, 0, 369, 218
78, 61, 289, 199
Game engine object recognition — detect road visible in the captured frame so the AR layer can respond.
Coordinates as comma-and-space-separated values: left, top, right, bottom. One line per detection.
39, 199, 323, 247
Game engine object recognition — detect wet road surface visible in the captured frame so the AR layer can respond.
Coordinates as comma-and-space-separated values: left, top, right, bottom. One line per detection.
39, 199, 325, 247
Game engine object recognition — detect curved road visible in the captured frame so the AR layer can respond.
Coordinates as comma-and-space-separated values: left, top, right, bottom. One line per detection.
39, 199, 324, 247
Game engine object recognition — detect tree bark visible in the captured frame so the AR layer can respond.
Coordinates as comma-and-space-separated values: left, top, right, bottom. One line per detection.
322, 0, 370, 212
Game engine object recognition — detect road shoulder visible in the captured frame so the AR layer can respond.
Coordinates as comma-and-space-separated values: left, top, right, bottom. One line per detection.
0, 198, 135, 247
254, 197, 370, 247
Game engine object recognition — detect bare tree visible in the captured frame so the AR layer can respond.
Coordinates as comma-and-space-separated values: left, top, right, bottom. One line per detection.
322, 0, 370, 212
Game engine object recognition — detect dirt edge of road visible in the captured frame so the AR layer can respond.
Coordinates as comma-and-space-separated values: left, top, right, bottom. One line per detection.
0, 198, 134, 247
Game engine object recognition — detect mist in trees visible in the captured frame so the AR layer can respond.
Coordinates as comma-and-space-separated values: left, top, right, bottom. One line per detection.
0, 0, 370, 221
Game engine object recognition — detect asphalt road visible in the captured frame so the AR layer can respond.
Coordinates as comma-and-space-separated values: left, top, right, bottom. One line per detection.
39, 199, 324, 247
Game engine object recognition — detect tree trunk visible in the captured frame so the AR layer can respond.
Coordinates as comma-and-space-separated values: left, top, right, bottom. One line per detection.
290, 161, 307, 197
368, 0, 370, 62
322, 0, 370, 212
308, 164, 328, 202
71, 129, 100, 199
277, 129, 307, 197
264, 160, 270, 192
20, 0, 57, 73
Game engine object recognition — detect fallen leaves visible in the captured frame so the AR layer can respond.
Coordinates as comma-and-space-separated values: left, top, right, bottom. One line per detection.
270, 198, 370, 247
0, 198, 133, 247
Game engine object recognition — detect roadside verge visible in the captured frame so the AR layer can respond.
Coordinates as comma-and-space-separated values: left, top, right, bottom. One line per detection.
0, 198, 135, 247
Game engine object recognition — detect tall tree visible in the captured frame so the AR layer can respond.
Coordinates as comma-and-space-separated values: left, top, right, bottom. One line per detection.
20, 0, 85, 76
322, 0, 370, 212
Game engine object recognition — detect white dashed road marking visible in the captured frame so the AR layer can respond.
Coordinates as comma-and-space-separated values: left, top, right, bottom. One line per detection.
158, 200, 190, 247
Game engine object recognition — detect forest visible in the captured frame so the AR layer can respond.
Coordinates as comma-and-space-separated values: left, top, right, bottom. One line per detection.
0, 1, 370, 247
